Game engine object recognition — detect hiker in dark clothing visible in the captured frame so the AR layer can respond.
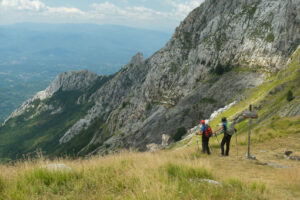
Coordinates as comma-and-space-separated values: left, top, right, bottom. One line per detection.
196, 120, 211, 154
215, 117, 232, 156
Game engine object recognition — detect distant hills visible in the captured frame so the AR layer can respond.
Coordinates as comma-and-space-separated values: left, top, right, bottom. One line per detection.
0, 23, 171, 123
0, 23, 171, 74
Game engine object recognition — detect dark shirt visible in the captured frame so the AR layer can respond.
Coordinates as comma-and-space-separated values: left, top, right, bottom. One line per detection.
223, 122, 228, 135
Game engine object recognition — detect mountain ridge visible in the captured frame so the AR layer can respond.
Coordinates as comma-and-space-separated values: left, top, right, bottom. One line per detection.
0, 0, 299, 160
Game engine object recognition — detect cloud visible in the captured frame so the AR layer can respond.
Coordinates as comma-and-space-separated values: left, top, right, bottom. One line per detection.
91, 2, 127, 16
0, 0, 204, 31
0, 0, 46, 11
0, 0, 84, 15
90, 2, 175, 21
165, 0, 203, 15
47, 7, 84, 15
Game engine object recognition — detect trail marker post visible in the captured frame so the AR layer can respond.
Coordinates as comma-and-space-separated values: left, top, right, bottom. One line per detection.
243, 105, 258, 160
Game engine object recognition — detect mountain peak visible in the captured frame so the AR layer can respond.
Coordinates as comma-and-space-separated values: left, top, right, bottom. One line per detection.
129, 52, 144, 66
46, 70, 99, 94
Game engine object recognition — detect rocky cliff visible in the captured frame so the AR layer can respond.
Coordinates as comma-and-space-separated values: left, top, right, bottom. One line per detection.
0, 0, 299, 159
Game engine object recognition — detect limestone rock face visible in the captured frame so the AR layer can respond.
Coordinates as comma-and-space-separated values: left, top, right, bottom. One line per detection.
172, 0, 300, 71
46, 70, 99, 94
2, 70, 99, 125
2, 0, 300, 157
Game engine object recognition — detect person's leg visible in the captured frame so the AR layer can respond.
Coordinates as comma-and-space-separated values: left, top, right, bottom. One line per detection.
225, 135, 232, 156
207, 137, 211, 155
221, 136, 226, 155
202, 137, 206, 153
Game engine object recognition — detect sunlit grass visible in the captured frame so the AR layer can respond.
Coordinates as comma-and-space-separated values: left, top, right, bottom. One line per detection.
0, 149, 273, 200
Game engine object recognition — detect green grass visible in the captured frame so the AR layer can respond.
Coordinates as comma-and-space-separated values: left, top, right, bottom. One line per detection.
206, 47, 300, 148
0, 159, 270, 200
164, 163, 213, 180
0, 76, 112, 160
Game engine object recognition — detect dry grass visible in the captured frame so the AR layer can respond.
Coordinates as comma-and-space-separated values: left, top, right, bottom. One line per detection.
0, 133, 299, 200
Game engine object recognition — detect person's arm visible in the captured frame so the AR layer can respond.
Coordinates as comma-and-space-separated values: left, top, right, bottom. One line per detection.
214, 125, 223, 136
216, 126, 223, 132
196, 126, 204, 135
200, 130, 204, 135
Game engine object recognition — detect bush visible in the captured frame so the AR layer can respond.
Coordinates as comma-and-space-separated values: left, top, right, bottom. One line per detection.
173, 127, 187, 141
287, 90, 294, 102
146, 102, 152, 111
122, 101, 129, 108
211, 63, 232, 75
215, 63, 224, 75
266, 33, 275, 43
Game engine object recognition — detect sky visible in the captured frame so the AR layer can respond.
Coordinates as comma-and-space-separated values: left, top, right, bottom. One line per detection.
0, 0, 205, 32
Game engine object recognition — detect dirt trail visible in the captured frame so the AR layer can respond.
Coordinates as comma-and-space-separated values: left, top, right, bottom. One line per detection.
200, 133, 300, 199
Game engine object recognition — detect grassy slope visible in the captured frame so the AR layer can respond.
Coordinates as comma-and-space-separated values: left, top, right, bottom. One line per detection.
0, 50, 299, 199
0, 135, 299, 200
208, 47, 300, 147
0, 90, 92, 161
0, 76, 112, 161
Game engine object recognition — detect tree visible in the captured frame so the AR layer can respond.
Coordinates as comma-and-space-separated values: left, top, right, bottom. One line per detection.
173, 127, 187, 141
215, 63, 224, 75
287, 90, 294, 102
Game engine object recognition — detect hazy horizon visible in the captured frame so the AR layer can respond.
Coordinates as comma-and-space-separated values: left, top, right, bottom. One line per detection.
0, 0, 205, 32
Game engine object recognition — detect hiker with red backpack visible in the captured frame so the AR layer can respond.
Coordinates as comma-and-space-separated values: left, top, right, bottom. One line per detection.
196, 120, 213, 155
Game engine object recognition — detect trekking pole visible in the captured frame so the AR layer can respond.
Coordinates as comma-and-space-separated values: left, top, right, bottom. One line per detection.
208, 143, 213, 154
235, 130, 238, 158
197, 139, 200, 153
214, 131, 220, 145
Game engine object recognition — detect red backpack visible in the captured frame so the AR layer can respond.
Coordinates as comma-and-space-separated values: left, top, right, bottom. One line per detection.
204, 125, 213, 138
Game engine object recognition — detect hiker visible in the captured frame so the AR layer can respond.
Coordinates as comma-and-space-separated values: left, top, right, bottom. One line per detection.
196, 120, 212, 154
214, 117, 233, 156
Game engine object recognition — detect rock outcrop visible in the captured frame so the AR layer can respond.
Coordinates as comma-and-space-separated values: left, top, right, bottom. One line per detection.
2, 70, 99, 125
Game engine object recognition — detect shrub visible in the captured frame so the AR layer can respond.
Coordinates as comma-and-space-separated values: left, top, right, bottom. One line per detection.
173, 127, 187, 141
122, 101, 129, 108
248, 6, 257, 18
266, 33, 275, 43
146, 102, 152, 111
287, 90, 294, 101
215, 63, 224, 75
212, 63, 232, 75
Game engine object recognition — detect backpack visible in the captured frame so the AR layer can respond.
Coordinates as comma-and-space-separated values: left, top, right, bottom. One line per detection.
227, 122, 237, 135
204, 125, 213, 138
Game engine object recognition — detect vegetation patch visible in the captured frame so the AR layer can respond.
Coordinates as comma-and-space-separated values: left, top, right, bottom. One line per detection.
199, 97, 218, 104
265, 33, 275, 43
173, 127, 187, 141
248, 5, 257, 18
286, 90, 294, 102
215, 32, 227, 51
122, 101, 130, 109
210, 63, 232, 75
145, 102, 152, 111
164, 163, 213, 180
